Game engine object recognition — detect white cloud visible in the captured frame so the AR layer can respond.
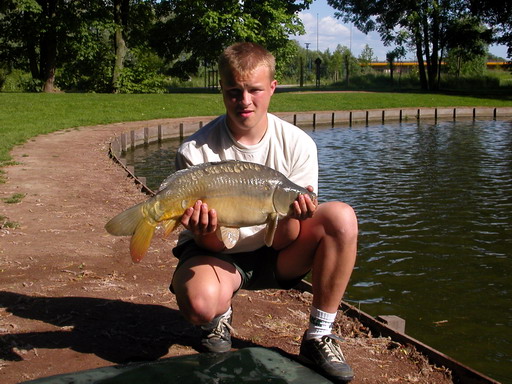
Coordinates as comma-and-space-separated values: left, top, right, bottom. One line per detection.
293, 11, 390, 60
294, 12, 351, 53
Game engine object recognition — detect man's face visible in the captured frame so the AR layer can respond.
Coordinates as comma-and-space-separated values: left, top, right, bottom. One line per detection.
220, 65, 277, 141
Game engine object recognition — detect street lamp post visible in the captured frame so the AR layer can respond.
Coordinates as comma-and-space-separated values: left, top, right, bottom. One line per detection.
305, 42, 311, 83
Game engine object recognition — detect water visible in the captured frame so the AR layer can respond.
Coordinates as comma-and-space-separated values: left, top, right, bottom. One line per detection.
125, 119, 512, 383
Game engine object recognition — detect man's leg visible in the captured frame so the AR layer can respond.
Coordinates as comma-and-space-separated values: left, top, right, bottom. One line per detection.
276, 201, 357, 308
171, 255, 242, 352
276, 201, 358, 382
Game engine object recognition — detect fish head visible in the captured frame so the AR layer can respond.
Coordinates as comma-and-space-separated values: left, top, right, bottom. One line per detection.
272, 182, 317, 216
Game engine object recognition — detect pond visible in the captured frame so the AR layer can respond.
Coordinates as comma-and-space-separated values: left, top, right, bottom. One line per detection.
124, 119, 512, 383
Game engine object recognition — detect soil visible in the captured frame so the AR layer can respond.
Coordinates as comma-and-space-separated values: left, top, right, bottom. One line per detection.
0, 118, 453, 384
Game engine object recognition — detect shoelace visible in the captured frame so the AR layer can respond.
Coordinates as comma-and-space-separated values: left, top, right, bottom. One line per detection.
320, 336, 347, 363
207, 315, 235, 339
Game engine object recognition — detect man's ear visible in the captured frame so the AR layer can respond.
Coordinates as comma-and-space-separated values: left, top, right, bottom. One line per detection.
270, 79, 277, 94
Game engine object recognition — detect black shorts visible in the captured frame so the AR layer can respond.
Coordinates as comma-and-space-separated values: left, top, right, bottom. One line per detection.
170, 240, 307, 292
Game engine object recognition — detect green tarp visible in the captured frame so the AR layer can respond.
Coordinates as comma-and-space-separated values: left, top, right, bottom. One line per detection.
23, 347, 333, 384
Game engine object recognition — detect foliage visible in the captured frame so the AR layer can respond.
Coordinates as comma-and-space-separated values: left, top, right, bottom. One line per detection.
0, 68, 40, 92
331, 45, 360, 84
150, 0, 311, 79
471, 0, 512, 58
359, 44, 377, 74
116, 47, 168, 93
0, 0, 509, 93
326, 0, 503, 90
0, 0, 311, 92
439, 74, 501, 89
444, 16, 491, 78
57, 19, 115, 92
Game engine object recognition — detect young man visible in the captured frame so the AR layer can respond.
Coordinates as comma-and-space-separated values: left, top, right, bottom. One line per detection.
170, 42, 358, 383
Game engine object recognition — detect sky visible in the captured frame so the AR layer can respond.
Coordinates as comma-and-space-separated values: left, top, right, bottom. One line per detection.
292, 0, 509, 62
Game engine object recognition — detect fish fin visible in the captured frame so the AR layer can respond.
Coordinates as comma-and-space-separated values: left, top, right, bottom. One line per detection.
217, 226, 240, 249
105, 202, 145, 236
162, 219, 179, 238
130, 219, 157, 263
264, 212, 279, 247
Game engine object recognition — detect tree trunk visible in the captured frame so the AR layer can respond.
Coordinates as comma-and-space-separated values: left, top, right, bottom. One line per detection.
40, 0, 58, 93
112, 0, 129, 93
429, 6, 440, 91
437, 48, 444, 89
24, 10, 40, 80
27, 37, 39, 80
415, 37, 428, 90
421, 15, 435, 90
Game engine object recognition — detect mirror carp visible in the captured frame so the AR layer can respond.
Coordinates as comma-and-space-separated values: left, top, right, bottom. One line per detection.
105, 160, 316, 262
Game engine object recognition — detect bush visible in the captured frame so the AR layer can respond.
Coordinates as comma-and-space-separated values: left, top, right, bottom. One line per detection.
116, 47, 168, 93
440, 74, 501, 90
330, 72, 421, 91
1, 69, 42, 92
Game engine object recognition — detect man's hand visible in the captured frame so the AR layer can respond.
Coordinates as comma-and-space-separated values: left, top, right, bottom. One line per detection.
290, 186, 317, 221
181, 200, 218, 235
180, 200, 225, 251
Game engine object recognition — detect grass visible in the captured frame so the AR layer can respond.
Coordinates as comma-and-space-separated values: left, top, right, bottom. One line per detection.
0, 214, 20, 229
1, 90, 512, 168
2, 193, 25, 204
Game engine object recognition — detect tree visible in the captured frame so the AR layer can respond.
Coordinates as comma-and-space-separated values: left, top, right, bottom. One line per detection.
444, 17, 490, 78
327, 0, 493, 90
151, 0, 311, 79
0, 0, 76, 92
112, 0, 129, 93
0, 0, 160, 92
329, 45, 357, 86
358, 44, 377, 67
1, 0, 311, 92
471, 0, 512, 59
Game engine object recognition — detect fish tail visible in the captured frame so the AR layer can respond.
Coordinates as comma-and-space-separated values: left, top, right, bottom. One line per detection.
130, 219, 156, 262
105, 202, 145, 236
105, 202, 157, 262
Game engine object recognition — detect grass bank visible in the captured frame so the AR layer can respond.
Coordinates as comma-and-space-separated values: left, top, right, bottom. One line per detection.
1, 90, 512, 167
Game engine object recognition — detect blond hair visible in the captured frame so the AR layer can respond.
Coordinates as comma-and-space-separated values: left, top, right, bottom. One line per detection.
218, 42, 276, 80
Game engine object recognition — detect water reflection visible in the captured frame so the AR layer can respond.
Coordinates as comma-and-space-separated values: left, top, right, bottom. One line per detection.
125, 119, 512, 382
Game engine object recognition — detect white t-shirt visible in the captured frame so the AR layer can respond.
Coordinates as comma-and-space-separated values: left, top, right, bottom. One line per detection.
174, 113, 318, 253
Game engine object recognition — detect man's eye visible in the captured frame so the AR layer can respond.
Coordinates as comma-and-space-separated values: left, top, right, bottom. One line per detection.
227, 90, 241, 97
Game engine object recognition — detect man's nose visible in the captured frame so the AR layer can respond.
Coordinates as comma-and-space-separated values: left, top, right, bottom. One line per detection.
240, 91, 252, 106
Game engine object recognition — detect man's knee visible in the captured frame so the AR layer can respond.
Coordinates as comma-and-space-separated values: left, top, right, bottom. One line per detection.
318, 202, 358, 239
175, 287, 219, 325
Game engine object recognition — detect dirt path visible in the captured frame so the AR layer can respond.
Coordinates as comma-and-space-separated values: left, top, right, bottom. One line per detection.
0, 119, 452, 383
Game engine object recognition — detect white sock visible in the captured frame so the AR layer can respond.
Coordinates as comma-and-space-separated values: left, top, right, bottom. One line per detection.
306, 306, 337, 340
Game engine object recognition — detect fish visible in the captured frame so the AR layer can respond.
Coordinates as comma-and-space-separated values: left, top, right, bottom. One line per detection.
105, 160, 316, 262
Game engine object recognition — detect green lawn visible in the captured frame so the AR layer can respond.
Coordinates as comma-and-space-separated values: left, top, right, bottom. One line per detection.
1, 90, 512, 167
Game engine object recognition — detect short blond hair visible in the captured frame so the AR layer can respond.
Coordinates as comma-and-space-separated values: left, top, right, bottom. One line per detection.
218, 42, 276, 80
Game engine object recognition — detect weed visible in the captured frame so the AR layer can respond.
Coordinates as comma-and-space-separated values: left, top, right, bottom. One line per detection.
0, 215, 20, 229
2, 193, 25, 204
